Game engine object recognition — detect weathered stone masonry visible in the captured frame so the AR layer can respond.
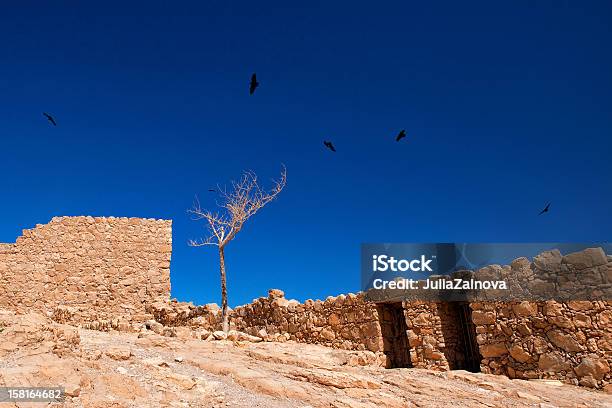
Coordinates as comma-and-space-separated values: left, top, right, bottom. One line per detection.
0, 216, 172, 329
232, 290, 383, 352
228, 296, 610, 389
223, 248, 611, 389
471, 300, 611, 388
137, 246, 612, 390
0, 216, 610, 390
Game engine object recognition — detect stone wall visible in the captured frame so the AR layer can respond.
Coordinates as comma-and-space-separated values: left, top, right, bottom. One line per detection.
472, 300, 611, 389
221, 291, 610, 389
142, 247, 611, 389
403, 301, 451, 370
146, 298, 223, 330
215, 248, 611, 389
465, 248, 612, 389
0, 216, 172, 328
1, 217, 610, 389
231, 290, 383, 356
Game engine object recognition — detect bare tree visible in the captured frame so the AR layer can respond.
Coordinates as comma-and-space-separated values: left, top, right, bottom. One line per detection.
188, 167, 287, 332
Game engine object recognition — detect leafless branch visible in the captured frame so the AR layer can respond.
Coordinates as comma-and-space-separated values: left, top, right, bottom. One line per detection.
188, 237, 218, 247
188, 166, 287, 248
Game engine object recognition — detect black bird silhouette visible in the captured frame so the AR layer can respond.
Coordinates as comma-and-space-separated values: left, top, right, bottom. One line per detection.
249, 73, 259, 95
208, 189, 217, 192
323, 141, 336, 152
538, 203, 551, 215
43, 112, 57, 126
395, 129, 406, 142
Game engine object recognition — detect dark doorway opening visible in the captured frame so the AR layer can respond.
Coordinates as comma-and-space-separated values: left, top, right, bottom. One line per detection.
439, 302, 482, 372
377, 303, 412, 368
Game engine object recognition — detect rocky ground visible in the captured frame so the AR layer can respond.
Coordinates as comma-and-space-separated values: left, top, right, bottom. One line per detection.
0, 310, 610, 408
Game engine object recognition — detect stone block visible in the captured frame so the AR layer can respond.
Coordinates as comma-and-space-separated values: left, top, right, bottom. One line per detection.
480, 343, 508, 358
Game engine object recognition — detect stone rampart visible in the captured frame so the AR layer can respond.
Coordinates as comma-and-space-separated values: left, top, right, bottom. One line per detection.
0, 216, 172, 328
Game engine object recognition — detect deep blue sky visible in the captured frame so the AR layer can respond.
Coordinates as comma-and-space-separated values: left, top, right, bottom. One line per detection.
1, 1, 610, 307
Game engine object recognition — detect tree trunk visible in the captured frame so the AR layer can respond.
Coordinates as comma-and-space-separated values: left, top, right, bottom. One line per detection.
219, 245, 229, 333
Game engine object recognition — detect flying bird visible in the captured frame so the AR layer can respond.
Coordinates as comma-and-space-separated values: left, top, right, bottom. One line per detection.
208, 189, 217, 192
395, 129, 406, 142
538, 203, 551, 215
43, 112, 57, 126
249, 73, 259, 95
323, 141, 336, 152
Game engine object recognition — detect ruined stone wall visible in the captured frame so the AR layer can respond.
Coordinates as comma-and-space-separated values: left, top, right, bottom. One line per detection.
467, 248, 612, 389
230, 289, 385, 365
150, 290, 611, 388
0, 216, 172, 328
403, 302, 451, 370
4, 218, 607, 389
219, 248, 612, 389
472, 300, 611, 389
146, 298, 223, 329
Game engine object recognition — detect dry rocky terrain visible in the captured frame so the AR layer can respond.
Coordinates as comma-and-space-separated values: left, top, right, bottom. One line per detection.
2, 218, 610, 394
1, 309, 611, 408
